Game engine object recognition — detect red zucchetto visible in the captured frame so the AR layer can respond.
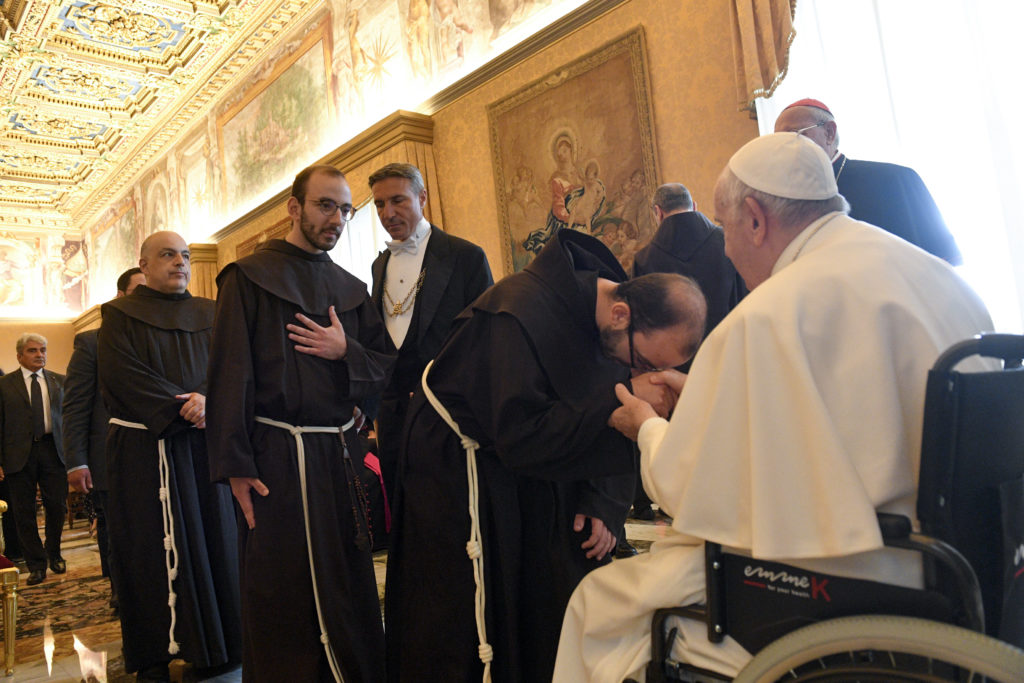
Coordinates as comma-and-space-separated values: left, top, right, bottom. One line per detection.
782, 98, 833, 114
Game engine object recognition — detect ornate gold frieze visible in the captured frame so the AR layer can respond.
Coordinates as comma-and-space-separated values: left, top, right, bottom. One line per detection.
72, 0, 321, 226
0, 0, 315, 230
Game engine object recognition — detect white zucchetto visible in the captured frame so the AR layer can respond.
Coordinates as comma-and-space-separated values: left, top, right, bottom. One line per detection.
728, 132, 838, 200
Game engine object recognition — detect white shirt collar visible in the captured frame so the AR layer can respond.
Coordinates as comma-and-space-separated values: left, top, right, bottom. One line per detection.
386, 218, 431, 256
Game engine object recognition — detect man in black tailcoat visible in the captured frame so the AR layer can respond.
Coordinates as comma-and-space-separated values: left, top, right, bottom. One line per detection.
369, 162, 493, 503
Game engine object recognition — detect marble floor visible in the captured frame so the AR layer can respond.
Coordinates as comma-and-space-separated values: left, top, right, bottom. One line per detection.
4, 507, 670, 682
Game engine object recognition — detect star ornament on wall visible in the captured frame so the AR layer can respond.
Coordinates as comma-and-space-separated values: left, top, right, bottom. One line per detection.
366, 34, 396, 90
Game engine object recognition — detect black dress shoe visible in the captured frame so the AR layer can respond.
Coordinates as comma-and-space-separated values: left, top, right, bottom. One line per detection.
48, 557, 66, 574
630, 504, 656, 521
26, 569, 45, 585
615, 539, 639, 558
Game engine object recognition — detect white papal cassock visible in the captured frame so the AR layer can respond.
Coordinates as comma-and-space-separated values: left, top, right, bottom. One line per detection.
554, 212, 994, 682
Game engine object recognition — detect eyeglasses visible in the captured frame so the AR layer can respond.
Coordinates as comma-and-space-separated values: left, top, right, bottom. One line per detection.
306, 198, 356, 221
793, 121, 826, 136
627, 317, 666, 373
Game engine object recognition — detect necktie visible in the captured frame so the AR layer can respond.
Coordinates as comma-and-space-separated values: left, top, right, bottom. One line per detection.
31, 372, 45, 439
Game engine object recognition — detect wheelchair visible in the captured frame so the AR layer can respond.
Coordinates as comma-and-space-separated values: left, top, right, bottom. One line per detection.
637, 333, 1024, 682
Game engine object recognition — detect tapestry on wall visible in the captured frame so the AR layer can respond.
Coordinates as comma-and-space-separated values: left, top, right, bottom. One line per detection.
487, 27, 660, 274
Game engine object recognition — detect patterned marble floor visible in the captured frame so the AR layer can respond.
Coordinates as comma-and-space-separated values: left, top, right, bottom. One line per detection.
4, 506, 666, 681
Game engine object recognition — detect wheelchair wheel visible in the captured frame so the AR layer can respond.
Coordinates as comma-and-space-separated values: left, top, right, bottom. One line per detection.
734, 615, 1024, 682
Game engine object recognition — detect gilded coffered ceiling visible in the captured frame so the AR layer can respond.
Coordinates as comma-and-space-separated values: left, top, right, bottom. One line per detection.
0, 0, 320, 235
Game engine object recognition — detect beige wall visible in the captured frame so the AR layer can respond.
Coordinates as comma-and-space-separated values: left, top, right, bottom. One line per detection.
214, 112, 440, 272
430, 0, 757, 276
3, 1, 756, 364
0, 322, 77, 376
212, 0, 756, 280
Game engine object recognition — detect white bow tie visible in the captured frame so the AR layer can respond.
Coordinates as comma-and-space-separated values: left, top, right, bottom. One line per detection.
386, 239, 419, 256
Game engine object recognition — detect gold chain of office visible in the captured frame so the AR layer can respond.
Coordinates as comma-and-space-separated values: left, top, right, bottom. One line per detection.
384, 268, 427, 317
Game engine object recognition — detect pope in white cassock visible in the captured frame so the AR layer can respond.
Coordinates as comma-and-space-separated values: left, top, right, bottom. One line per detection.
553, 132, 994, 681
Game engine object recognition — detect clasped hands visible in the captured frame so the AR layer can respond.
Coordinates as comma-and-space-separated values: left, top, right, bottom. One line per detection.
176, 391, 206, 428
608, 369, 687, 441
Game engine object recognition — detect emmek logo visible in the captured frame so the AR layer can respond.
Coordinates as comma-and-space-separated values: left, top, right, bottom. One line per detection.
742, 564, 831, 602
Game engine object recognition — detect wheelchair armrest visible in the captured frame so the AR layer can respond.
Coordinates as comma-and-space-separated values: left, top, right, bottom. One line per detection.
883, 529, 985, 633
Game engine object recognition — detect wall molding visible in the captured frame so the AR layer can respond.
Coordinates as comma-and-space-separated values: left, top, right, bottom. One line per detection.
211, 110, 434, 243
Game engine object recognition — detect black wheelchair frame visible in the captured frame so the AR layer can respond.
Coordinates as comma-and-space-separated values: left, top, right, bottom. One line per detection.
639, 333, 1024, 682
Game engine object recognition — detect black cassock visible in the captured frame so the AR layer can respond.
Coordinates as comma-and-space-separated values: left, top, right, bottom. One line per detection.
386, 230, 636, 682
632, 210, 747, 349
835, 153, 962, 265
206, 240, 392, 683
98, 285, 240, 674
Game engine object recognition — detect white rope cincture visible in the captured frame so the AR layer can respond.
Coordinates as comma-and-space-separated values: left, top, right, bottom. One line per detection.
254, 416, 355, 683
109, 417, 181, 655
420, 361, 492, 683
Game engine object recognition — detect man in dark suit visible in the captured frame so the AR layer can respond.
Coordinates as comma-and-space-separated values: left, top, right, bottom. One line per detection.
62, 267, 146, 605
0, 367, 21, 564
774, 98, 962, 265
0, 333, 67, 585
369, 162, 493, 502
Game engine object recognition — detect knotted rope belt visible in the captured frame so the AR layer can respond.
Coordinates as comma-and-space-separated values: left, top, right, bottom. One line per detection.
420, 360, 492, 682
108, 418, 181, 656
254, 416, 357, 683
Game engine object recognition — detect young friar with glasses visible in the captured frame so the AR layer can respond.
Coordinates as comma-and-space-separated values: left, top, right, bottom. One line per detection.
206, 164, 394, 682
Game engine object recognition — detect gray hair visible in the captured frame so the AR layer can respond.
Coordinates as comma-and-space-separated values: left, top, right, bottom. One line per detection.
369, 163, 425, 195
717, 169, 849, 230
652, 183, 694, 213
16, 333, 47, 354
798, 105, 840, 149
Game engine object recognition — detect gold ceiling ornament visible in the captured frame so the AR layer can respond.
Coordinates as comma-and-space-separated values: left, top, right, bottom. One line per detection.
43, 67, 136, 101
13, 112, 108, 139
71, 5, 176, 50
0, 151, 77, 175
0, 0, 322, 233
2, 183, 57, 200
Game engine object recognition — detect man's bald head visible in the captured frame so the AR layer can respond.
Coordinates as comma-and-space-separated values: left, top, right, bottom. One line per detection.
139, 230, 190, 294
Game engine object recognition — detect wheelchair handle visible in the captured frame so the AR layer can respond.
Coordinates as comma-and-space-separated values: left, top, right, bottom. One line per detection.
932, 333, 1024, 373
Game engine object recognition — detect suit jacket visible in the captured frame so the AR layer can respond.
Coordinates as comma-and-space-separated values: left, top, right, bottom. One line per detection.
61, 330, 109, 490
371, 224, 493, 390
633, 211, 747, 337
835, 153, 962, 265
0, 367, 65, 474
